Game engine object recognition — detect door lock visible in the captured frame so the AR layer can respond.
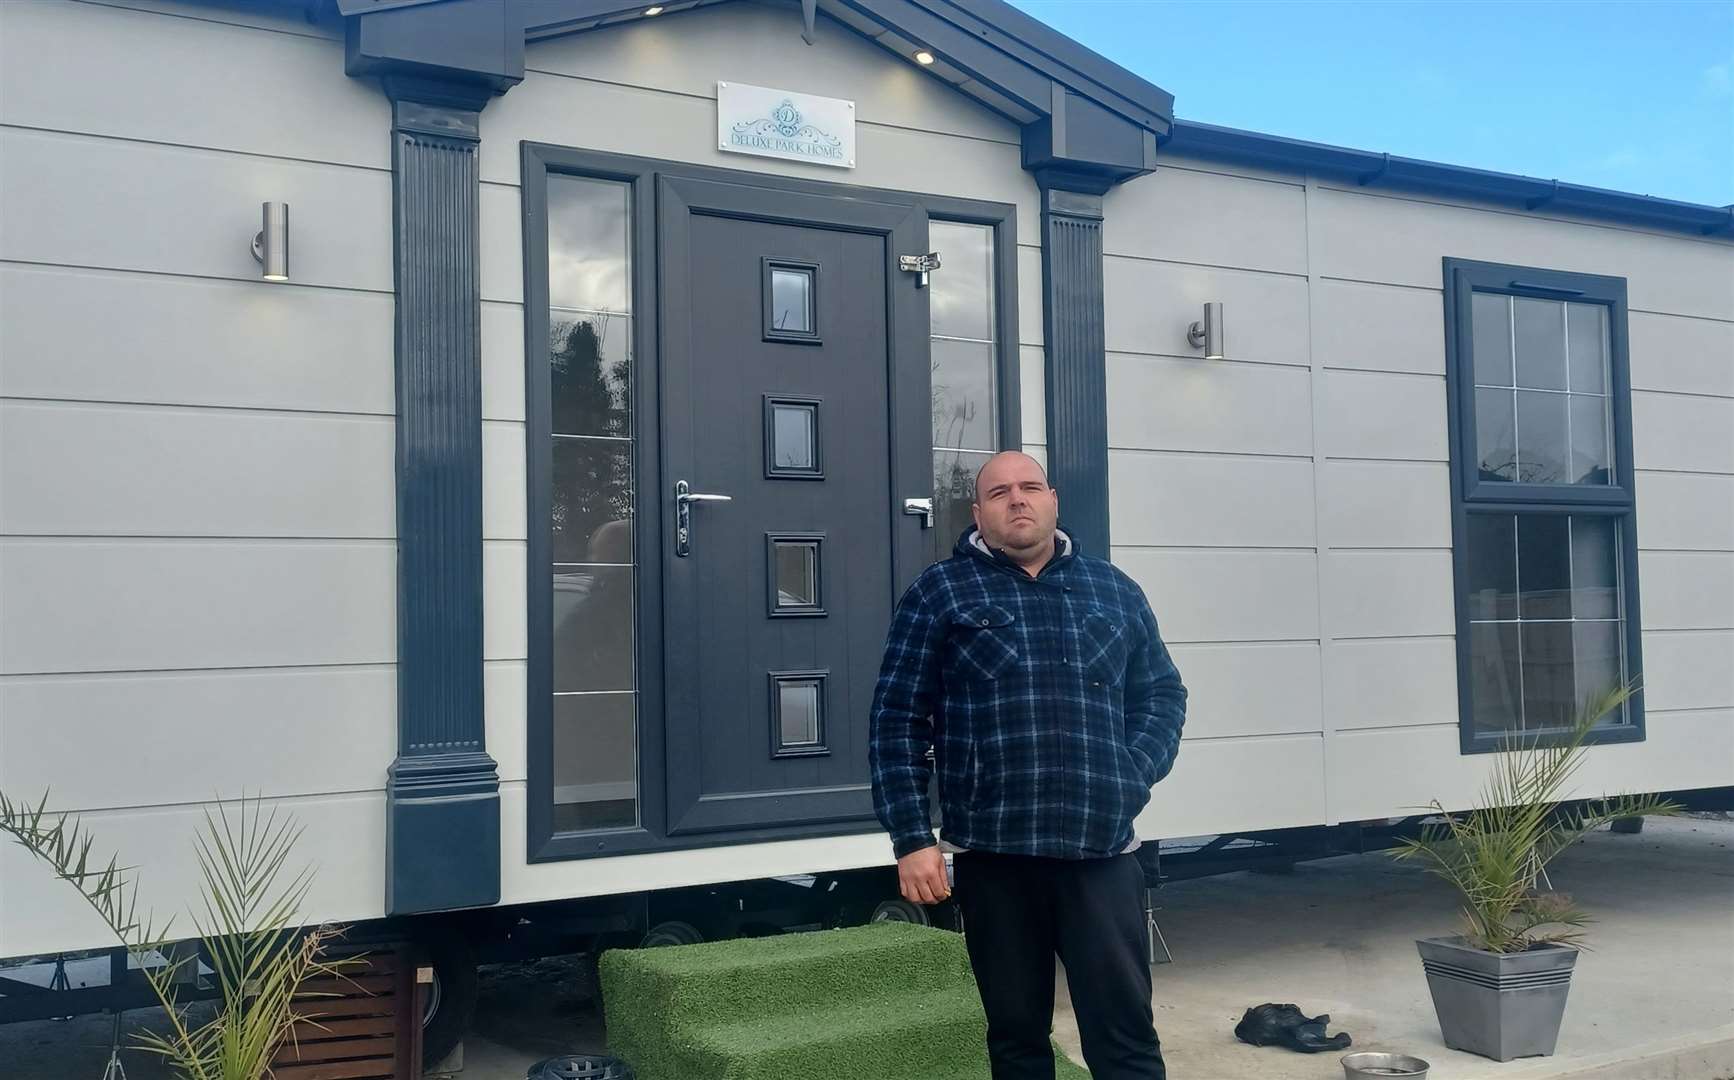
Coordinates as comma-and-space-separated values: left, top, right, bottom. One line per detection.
898, 252, 941, 288
903, 497, 934, 528
675, 480, 732, 557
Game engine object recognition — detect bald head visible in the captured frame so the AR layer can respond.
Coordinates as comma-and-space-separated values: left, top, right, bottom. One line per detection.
974, 450, 1048, 493
972, 451, 1059, 571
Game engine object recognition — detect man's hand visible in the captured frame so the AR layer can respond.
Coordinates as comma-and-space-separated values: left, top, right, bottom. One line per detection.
897, 844, 951, 904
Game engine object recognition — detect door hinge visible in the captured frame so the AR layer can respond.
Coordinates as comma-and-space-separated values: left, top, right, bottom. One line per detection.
898, 252, 941, 287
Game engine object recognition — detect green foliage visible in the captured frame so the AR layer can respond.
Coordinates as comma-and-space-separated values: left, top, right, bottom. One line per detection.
0, 792, 350, 1080
1390, 683, 1683, 953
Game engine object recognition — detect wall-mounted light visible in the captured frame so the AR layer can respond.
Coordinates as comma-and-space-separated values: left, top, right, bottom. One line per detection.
1187, 301, 1224, 359
914, 49, 935, 65
251, 202, 289, 282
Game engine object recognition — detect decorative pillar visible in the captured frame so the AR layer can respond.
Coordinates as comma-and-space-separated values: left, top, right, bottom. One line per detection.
382, 85, 500, 916
345, 0, 523, 916
1038, 182, 1112, 557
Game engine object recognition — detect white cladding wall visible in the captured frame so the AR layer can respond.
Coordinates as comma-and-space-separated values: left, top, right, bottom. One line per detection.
0, 0, 1044, 949
1103, 156, 1734, 838
2, 0, 1727, 956
0, 0, 400, 957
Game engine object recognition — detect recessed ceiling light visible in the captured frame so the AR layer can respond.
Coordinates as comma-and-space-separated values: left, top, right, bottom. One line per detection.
644, 5, 664, 14
914, 50, 935, 65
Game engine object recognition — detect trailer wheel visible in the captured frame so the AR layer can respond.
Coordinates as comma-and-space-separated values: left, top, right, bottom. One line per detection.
417, 933, 479, 1068
640, 920, 704, 948
870, 899, 930, 926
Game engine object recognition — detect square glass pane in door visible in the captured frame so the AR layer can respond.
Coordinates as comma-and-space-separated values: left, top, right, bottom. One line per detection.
765, 397, 822, 478
767, 535, 823, 616
771, 268, 813, 334
763, 260, 819, 342
770, 672, 827, 757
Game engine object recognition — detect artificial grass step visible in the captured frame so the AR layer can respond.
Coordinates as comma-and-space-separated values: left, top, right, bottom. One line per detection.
601, 921, 975, 1028
600, 922, 1093, 1080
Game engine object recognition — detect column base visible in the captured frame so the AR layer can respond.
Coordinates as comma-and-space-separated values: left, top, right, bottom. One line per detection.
386, 751, 501, 915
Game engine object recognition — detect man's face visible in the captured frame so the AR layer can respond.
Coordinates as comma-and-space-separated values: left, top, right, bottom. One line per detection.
972, 453, 1059, 554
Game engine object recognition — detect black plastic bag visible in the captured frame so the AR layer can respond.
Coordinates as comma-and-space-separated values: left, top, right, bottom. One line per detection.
1233, 1003, 1352, 1053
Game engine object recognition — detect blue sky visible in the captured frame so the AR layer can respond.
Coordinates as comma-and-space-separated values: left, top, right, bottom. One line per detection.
1008, 0, 1733, 206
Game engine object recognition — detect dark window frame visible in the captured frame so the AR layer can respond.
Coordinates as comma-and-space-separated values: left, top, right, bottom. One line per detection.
762, 258, 822, 344
1442, 257, 1645, 754
522, 142, 1020, 863
763, 395, 825, 480
768, 670, 830, 758
766, 532, 826, 618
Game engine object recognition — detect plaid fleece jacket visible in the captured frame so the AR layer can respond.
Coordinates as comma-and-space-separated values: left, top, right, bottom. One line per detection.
869, 527, 1187, 860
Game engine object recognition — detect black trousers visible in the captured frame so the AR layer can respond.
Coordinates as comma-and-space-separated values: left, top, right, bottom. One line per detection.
953, 850, 1166, 1080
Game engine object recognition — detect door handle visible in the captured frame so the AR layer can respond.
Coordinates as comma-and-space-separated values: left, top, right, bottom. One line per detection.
675, 480, 731, 557
903, 497, 934, 528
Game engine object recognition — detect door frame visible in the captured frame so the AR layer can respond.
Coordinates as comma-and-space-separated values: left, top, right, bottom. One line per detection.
521, 143, 1020, 863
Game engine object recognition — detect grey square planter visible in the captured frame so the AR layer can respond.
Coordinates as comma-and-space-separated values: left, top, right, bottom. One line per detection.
1416, 935, 1578, 1062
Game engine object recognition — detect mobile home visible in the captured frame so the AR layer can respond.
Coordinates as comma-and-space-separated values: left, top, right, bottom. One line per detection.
2, 0, 1730, 1059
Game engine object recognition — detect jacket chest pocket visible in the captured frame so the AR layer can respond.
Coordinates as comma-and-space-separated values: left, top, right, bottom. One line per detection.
1080, 609, 1131, 684
946, 604, 1020, 682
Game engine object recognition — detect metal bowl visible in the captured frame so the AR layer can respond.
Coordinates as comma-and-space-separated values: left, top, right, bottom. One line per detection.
1341, 1051, 1430, 1079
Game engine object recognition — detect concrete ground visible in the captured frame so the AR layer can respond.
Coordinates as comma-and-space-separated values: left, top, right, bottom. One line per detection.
4, 816, 1729, 1079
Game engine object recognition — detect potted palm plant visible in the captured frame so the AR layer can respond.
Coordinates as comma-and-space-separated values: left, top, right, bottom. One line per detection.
1390, 684, 1682, 1062
0, 792, 348, 1080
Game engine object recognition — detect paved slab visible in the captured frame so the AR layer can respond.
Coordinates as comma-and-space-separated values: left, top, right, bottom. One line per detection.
4, 816, 1729, 1079
1052, 814, 1734, 1079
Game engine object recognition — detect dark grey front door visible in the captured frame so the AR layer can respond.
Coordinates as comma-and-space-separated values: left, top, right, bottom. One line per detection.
659, 175, 930, 837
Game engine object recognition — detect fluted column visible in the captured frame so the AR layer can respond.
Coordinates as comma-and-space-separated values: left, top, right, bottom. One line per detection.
1039, 184, 1111, 556
384, 90, 499, 916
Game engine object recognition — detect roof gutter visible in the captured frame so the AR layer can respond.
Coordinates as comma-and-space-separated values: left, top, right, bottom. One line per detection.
1165, 120, 1734, 239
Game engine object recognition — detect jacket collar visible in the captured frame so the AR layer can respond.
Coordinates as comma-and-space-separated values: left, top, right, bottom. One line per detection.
956, 525, 1076, 578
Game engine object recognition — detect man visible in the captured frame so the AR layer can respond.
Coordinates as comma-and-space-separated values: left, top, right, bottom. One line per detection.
869, 451, 1187, 1080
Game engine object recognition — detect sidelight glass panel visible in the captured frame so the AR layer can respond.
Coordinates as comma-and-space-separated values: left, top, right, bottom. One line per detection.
548, 176, 630, 314
552, 438, 634, 563
552, 692, 638, 831
552, 565, 635, 693
933, 449, 992, 549
551, 312, 632, 438
929, 221, 998, 558
931, 339, 997, 452
545, 173, 640, 835
931, 221, 995, 342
